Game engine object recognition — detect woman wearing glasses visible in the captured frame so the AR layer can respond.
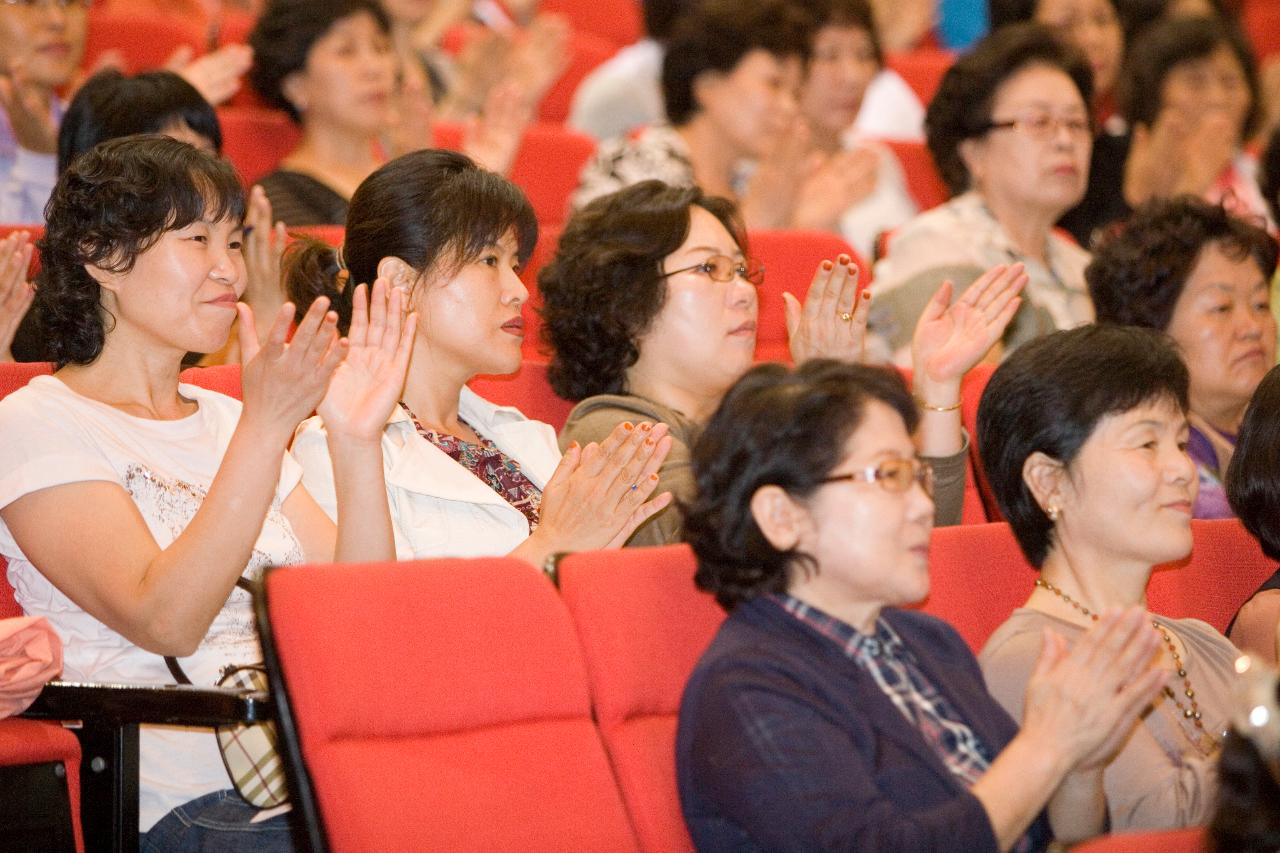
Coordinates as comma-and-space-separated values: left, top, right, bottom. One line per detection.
288, 150, 674, 567
542, 179, 1025, 545
978, 324, 1239, 830
868, 24, 1094, 365
676, 359, 1166, 851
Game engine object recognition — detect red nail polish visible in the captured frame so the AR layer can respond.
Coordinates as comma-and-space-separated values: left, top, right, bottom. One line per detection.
861, 290, 871, 300
623, 422, 634, 431
639, 422, 652, 432
821, 260, 833, 271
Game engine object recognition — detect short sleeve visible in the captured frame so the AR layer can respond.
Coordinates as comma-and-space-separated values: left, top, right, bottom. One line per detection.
0, 389, 119, 513
290, 417, 338, 522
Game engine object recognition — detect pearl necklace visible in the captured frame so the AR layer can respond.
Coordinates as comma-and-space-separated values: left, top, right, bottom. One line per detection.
1033, 578, 1220, 756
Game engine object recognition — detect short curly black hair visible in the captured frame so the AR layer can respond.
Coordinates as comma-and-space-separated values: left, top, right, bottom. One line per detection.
538, 180, 743, 401
38, 135, 245, 368
1118, 15, 1260, 141
1087, 197, 1278, 331
926, 22, 1093, 196
684, 360, 919, 611
662, 0, 815, 126
977, 325, 1189, 568
248, 0, 390, 124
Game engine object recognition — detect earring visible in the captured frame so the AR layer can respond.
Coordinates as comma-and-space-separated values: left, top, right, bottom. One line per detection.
1047, 504, 1060, 522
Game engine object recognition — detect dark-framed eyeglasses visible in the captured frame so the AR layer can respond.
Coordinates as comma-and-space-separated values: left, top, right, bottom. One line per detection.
660, 254, 765, 287
820, 457, 934, 497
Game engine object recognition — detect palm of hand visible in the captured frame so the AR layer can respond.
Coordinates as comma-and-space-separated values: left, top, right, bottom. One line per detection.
919, 302, 995, 382
317, 342, 403, 441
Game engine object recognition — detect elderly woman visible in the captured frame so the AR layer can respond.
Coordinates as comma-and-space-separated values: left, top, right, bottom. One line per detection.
868, 24, 1095, 365
543, 179, 1025, 544
978, 324, 1240, 830
676, 358, 1166, 851
1086, 197, 1277, 518
1224, 365, 1280, 666
288, 149, 671, 566
0, 136, 414, 848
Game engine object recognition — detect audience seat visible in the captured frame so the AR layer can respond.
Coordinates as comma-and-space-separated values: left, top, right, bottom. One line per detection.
558, 544, 726, 853
884, 48, 955, 108
0, 224, 44, 279
1148, 518, 1275, 635
216, 107, 302, 188
1243, 0, 1280, 61
468, 359, 575, 431
879, 139, 949, 212
1070, 826, 1207, 852
82, 8, 204, 74
0, 718, 83, 853
540, 0, 643, 48
258, 556, 639, 852
433, 123, 596, 228
536, 30, 620, 125
747, 230, 869, 364
957, 362, 1001, 520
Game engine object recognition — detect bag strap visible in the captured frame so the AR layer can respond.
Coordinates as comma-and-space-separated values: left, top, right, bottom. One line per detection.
164, 577, 257, 685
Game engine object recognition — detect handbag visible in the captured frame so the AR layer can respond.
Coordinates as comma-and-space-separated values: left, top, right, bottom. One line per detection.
164, 577, 289, 809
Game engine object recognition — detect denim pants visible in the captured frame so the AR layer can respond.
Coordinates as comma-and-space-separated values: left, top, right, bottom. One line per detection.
140, 790, 294, 852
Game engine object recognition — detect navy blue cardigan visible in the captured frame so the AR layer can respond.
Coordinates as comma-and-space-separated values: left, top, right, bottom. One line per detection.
676, 599, 1053, 852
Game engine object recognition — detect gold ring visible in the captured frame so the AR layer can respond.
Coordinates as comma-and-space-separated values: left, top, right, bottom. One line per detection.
839, 312, 853, 322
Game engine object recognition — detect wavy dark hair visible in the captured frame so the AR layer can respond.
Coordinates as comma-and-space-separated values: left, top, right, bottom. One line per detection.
1087, 197, 1278, 332
926, 22, 1093, 196
248, 0, 390, 123
977, 325, 1189, 568
538, 181, 743, 401
57, 69, 221, 174
38, 135, 245, 368
684, 360, 918, 611
284, 148, 536, 335
1227, 365, 1280, 561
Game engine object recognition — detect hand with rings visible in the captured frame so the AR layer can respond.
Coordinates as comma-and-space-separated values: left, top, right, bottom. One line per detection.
784, 254, 870, 365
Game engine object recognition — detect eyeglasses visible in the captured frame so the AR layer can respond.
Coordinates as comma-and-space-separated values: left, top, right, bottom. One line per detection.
820, 457, 934, 497
984, 112, 1092, 142
0, 0, 92, 8
660, 254, 765, 287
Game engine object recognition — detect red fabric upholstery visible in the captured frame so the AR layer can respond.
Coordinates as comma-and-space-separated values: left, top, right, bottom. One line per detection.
0, 361, 52, 402
1243, 0, 1280, 60
433, 122, 597, 228
1070, 826, 1207, 852
178, 364, 243, 400
216, 107, 302, 188
82, 8, 204, 74
558, 544, 726, 853
957, 363, 1001, 520
748, 230, 869, 363
264, 557, 638, 851
0, 224, 43, 278
1148, 518, 1275, 635
540, 0, 643, 47
880, 139, 949, 212
468, 359, 575, 431
0, 718, 84, 853
916, 522, 1036, 654
536, 31, 619, 124
884, 48, 955, 108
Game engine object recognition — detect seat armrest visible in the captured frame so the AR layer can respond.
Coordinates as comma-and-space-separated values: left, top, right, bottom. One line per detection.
21, 681, 271, 727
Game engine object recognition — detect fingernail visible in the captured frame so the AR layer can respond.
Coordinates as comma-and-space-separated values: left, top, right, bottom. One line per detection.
838, 254, 850, 265
623, 422, 634, 431
821, 260, 833, 271
861, 290, 871, 300
569, 441, 579, 450
644, 437, 654, 446
639, 422, 652, 432
649, 473, 659, 482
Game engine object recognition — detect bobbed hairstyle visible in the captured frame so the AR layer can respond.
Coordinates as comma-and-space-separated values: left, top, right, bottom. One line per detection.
661, 0, 814, 126
800, 0, 882, 66
248, 0, 391, 123
1119, 15, 1260, 141
38, 135, 245, 368
1087, 197, 1278, 331
926, 22, 1093, 196
538, 180, 743, 401
1227, 366, 1280, 561
977, 325, 1189, 568
285, 148, 537, 335
684, 360, 918, 611
57, 70, 221, 174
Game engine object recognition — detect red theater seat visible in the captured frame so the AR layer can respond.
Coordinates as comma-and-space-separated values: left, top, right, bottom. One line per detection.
558, 544, 726, 853
82, 8, 204, 74
880, 139, 949, 212
468, 360, 574, 431
259, 557, 639, 852
1148, 518, 1275, 635
1070, 826, 1207, 852
885, 49, 955, 107
217, 107, 302, 188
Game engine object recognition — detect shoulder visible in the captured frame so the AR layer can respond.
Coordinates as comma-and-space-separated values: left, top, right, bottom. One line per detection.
979, 609, 1053, 661
0, 376, 100, 440
562, 394, 678, 443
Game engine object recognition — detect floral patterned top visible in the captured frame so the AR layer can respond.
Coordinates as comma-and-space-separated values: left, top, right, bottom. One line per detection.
400, 403, 543, 529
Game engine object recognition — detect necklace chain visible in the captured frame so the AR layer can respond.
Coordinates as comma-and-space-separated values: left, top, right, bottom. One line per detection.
1033, 578, 1220, 755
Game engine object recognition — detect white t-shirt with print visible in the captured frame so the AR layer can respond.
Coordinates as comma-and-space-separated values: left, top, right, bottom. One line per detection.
0, 375, 304, 831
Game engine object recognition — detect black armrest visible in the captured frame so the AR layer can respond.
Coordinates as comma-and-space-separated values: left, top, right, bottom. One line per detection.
22, 681, 271, 727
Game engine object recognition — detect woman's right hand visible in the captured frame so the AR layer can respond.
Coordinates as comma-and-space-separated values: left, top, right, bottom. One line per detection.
1020, 608, 1167, 772
0, 230, 34, 363
237, 297, 344, 441
533, 421, 674, 553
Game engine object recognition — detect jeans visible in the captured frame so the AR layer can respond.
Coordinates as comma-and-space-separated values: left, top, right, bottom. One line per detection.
140, 790, 294, 853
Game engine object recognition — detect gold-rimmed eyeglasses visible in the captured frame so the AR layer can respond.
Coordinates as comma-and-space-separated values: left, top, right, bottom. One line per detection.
660, 254, 765, 287
820, 457, 934, 497
984, 111, 1092, 142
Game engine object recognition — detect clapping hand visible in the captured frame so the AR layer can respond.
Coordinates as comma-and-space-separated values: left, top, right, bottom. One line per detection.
240, 186, 288, 352
785, 255, 870, 364
911, 263, 1025, 386
0, 60, 57, 154
0, 231, 34, 363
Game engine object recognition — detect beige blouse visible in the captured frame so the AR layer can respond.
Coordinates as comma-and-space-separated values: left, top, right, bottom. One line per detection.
979, 608, 1237, 831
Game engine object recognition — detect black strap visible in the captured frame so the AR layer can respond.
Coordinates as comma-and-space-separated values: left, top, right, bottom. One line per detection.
1225, 567, 1280, 638
164, 577, 257, 685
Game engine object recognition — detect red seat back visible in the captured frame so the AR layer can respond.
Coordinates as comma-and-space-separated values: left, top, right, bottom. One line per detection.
178, 364, 242, 399
262, 557, 638, 851
958, 362, 1001, 520
82, 8, 204, 74
1149, 518, 1275, 634
879, 139, 949, 212
558, 544, 726, 853
1070, 826, 1207, 852
884, 48, 955, 107
468, 359, 575, 431
216, 107, 302, 188
747, 230, 869, 363
540, 0, 642, 47
537, 31, 619, 125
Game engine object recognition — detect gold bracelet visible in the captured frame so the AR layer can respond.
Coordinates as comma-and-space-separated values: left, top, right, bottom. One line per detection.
916, 398, 961, 413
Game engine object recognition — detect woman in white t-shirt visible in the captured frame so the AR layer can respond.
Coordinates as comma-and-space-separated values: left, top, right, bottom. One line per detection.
0, 135, 415, 850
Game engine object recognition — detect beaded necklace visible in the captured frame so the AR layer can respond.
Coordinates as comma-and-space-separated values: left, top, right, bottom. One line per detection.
1033, 577, 1220, 756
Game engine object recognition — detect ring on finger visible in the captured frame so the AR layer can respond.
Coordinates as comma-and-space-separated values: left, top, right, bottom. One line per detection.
839, 311, 853, 322
629, 483, 639, 492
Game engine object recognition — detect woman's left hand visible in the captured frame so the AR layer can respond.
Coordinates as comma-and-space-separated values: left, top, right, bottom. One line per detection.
317, 279, 417, 443
784, 255, 869, 364
911, 263, 1025, 385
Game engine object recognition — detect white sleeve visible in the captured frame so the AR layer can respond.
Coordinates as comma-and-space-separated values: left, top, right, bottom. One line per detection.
0, 147, 56, 224
289, 418, 337, 523
0, 392, 119, 513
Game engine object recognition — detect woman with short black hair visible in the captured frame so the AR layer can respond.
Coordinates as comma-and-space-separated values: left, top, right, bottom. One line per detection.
978, 323, 1239, 830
